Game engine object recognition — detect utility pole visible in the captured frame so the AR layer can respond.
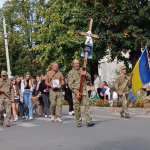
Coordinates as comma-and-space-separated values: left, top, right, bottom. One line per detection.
3, 17, 11, 78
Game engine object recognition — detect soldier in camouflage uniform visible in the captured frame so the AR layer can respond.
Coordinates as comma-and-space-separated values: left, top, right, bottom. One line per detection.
115, 66, 131, 118
67, 59, 95, 127
0, 71, 14, 127
45, 62, 64, 123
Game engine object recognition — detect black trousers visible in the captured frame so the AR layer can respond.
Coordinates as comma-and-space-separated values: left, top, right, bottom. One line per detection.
42, 93, 50, 116
88, 90, 91, 98
66, 97, 74, 112
19, 102, 25, 117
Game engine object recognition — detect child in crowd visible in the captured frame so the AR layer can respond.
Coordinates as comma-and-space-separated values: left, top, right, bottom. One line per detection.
109, 87, 118, 106
89, 86, 98, 102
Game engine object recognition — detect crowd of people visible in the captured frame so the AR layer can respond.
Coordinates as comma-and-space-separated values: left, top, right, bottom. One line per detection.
1, 60, 150, 128
0, 60, 95, 127
1, 73, 75, 122
87, 81, 119, 106
1, 73, 49, 121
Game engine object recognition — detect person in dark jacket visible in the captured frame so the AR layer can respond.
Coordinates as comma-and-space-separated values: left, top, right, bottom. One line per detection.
38, 74, 51, 118
64, 79, 74, 116
97, 84, 105, 100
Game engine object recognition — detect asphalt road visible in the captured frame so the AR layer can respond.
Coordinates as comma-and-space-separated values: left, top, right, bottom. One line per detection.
0, 106, 150, 150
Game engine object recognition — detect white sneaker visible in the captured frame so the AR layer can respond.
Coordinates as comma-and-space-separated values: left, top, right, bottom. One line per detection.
14, 118, 18, 122
49, 115, 51, 118
25, 116, 29, 119
29, 117, 33, 120
22, 116, 25, 119
3, 114, 6, 117
45, 115, 48, 118
72, 111, 75, 116
69, 112, 72, 116
16, 116, 18, 121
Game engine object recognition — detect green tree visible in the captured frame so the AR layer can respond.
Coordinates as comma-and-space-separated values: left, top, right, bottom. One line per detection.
83, 0, 150, 67
0, 31, 32, 76
1, 0, 150, 82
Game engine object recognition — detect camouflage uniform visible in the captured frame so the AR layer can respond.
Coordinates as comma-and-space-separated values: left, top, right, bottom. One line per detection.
0, 75, 14, 126
50, 91, 63, 117
115, 74, 130, 117
45, 70, 64, 121
67, 68, 91, 125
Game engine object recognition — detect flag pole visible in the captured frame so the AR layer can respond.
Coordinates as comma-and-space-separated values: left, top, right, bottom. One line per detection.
145, 46, 150, 72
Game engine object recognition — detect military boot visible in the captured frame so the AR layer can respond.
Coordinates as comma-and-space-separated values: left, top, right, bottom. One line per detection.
56, 117, 63, 123
77, 123, 82, 127
51, 115, 55, 122
6, 124, 10, 127
87, 121, 95, 127
120, 112, 124, 118
125, 114, 130, 119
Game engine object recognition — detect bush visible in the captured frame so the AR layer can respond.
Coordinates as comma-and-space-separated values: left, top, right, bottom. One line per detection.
131, 100, 144, 108
89, 99, 110, 107
113, 101, 122, 107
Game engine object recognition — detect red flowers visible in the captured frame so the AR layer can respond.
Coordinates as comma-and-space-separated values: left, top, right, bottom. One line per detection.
44, 88, 47, 93
10, 87, 13, 89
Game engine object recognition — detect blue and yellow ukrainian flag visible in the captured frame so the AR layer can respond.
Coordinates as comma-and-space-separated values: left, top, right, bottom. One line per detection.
132, 47, 150, 95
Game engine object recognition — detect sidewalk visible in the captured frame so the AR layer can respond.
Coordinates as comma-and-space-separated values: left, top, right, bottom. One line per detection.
90, 106, 150, 114
63, 105, 150, 114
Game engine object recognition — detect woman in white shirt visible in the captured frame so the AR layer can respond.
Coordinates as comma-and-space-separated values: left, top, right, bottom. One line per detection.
12, 78, 20, 122
20, 72, 34, 120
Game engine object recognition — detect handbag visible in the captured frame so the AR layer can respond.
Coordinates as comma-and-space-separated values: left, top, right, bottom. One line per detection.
31, 97, 38, 103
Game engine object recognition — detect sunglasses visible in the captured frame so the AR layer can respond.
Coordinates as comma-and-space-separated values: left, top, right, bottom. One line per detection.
2, 75, 6, 77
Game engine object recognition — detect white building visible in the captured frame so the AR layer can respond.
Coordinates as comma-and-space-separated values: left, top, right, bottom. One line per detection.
95, 50, 131, 88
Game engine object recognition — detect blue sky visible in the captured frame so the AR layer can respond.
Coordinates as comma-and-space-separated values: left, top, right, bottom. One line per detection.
0, 1, 4, 8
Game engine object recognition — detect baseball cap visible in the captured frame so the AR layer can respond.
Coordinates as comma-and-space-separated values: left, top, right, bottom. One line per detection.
1, 70, 7, 76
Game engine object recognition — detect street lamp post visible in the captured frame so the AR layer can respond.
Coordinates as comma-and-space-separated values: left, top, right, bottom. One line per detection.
3, 17, 11, 78
3, 0, 11, 78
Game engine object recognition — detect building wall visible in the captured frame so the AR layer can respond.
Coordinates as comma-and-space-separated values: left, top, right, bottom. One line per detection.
98, 51, 131, 84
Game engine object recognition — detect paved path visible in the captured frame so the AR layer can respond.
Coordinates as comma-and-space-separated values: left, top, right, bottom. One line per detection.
0, 106, 150, 150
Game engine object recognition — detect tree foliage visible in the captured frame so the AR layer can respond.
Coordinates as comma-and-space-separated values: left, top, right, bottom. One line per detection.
0, 0, 150, 80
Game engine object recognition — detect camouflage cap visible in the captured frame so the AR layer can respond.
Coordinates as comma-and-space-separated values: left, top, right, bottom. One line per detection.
1, 70, 7, 76
120, 65, 126, 70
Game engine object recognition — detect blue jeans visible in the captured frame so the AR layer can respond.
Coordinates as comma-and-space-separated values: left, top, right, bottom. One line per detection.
23, 90, 33, 117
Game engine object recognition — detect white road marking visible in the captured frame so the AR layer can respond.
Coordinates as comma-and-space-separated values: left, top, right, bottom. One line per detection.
134, 115, 150, 118
63, 121, 70, 123
35, 117, 51, 121
62, 116, 75, 118
18, 123, 39, 127
92, 115, 119, 119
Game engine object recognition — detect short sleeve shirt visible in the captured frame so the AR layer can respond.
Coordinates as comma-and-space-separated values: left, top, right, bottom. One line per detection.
101, 87, 106, 94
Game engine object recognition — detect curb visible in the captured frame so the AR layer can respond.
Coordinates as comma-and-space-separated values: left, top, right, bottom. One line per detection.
62, 105, 150, 113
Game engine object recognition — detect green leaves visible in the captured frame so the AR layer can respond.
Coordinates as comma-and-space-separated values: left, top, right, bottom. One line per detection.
0, 0, 150, 77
